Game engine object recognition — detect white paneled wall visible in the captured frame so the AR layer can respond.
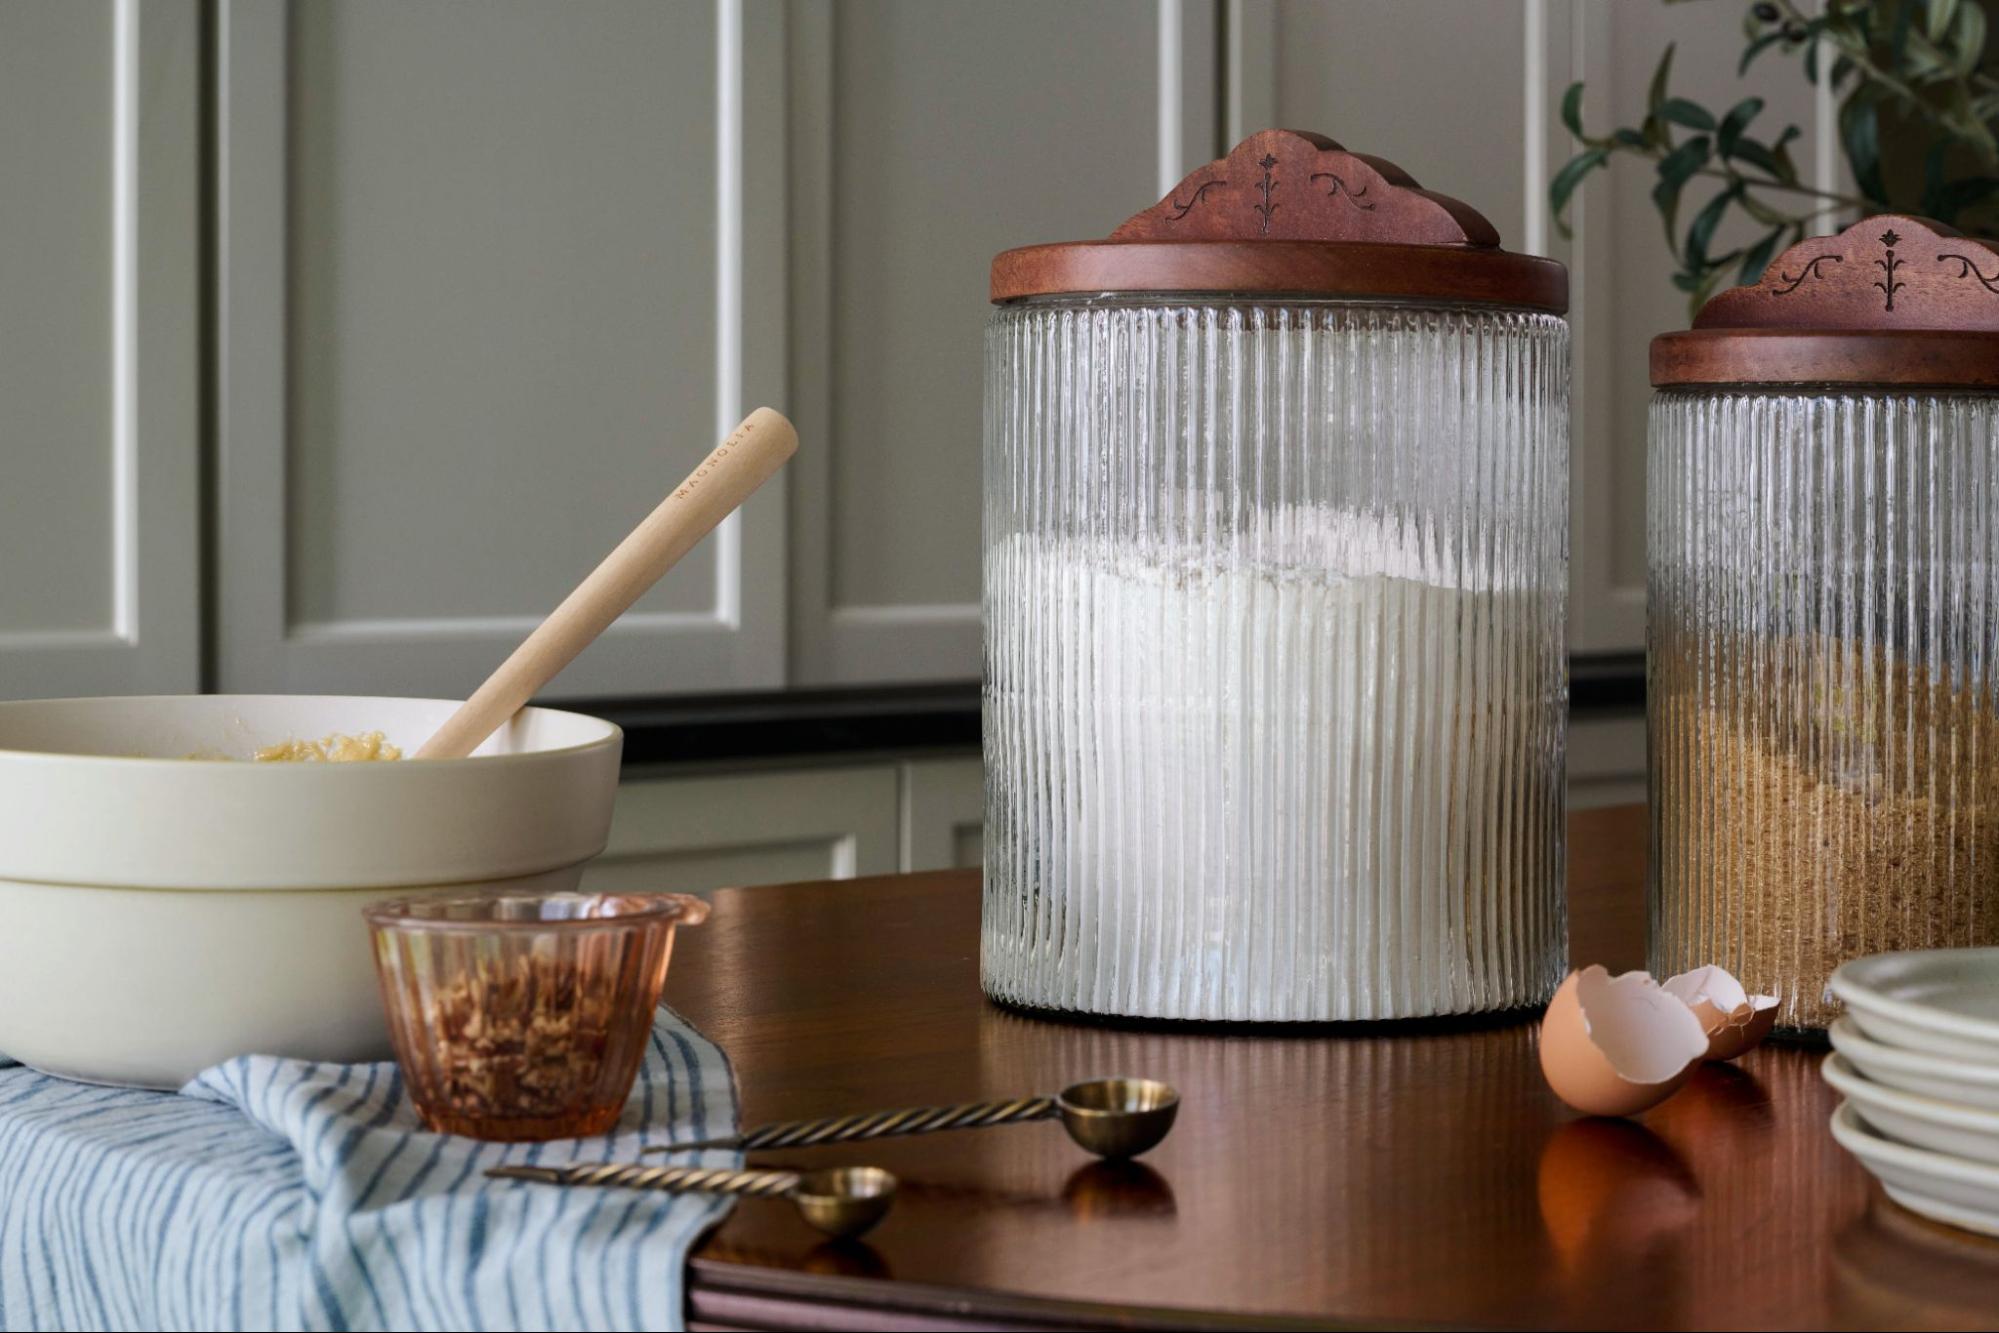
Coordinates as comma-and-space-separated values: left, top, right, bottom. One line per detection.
0, 0, 200, 699
0, 0, 1792, 723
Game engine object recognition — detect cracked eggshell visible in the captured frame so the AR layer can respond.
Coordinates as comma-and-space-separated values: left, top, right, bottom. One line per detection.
1539, 966, 1713, 1117
1660, 964, 1781, 1061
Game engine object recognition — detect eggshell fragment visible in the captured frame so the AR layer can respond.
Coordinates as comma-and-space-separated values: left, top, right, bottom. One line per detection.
1660, 964, 1780, 1061
1539, 966, 1712, 1117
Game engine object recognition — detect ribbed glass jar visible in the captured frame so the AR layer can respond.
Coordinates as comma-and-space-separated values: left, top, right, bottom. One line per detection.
982, 299, 1570, 1021
1649, 390, 1999, 1032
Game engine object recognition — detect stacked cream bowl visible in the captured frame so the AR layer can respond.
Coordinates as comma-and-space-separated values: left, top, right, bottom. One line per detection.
1825, 950, 1999, 1236
0, 695, 621, 1089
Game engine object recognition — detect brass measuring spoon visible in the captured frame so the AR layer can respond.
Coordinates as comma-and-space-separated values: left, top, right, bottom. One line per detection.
487, 1162, 897, 1240
644, 1077, 1180, 1161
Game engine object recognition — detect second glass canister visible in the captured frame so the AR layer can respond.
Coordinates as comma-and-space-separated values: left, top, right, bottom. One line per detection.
1649, 216, 1999, 1032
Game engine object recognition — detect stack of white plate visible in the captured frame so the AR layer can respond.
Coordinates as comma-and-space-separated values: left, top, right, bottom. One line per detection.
1826, 949, 1999, 1236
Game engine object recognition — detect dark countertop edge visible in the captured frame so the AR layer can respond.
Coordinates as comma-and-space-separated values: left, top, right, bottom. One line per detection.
581, 683, 983, 770
1570, 650, 1646, 715
576, 653, 1646, 772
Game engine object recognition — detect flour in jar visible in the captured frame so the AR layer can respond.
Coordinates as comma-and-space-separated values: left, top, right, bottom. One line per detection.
982, 510, 1564, 1020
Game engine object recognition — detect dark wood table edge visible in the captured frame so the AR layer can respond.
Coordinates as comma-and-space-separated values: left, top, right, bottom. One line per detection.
686, 1260, 1417, 1332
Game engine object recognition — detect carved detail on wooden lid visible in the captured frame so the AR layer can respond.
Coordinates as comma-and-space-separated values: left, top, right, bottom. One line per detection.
1696, 215, 1999, 330
1109, 129, 1500, 247
990, 129, 1565, 311
1653, 215, 1999, 387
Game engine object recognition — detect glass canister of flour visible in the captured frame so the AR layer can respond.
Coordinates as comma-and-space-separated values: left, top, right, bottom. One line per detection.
982, 130, 1572, 1021
1650, 216, 1999, 1033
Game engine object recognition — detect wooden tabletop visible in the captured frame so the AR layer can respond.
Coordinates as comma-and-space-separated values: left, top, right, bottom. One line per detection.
662, 804, 1999, 1331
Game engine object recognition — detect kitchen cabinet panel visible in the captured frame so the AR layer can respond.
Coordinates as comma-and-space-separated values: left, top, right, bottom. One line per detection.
1251, 0, 1532, 250
786, 0, 1219, 685
5, 0, 1695, 712
899, 754, 983, 873
1239, 1, 1838, 654
215, 0, 788, 698
0, 0, 199, 698
584, 764, 900, 894
1570, 712, 1646, 811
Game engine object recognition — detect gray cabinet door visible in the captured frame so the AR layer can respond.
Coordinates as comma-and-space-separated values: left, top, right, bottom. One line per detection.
1237, 0, 1837, 655
584, 765, 900, 893
785, 0, 1219, 686
0, 0, 199, 699
214, 0, 787, 699
899, 755, 983, 872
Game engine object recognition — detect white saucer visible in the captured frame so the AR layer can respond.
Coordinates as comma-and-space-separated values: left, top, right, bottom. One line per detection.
1830, 1101, 1999, 1237
1830, 950, 1999, 1060
1828, 1017, 1999, 1111
1824, 1053, 1999, 1166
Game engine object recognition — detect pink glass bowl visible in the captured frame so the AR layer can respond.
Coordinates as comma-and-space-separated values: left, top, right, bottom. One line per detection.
365, 891, 708, 1141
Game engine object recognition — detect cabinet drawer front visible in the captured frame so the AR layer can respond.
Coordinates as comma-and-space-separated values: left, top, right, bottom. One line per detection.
586, 765, 899, 895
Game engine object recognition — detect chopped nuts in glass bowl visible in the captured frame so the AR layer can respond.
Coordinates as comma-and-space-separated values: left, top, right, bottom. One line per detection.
365, 891, 708, 1141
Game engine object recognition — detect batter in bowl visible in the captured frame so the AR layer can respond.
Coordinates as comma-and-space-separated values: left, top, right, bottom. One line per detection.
252, 731, 403, 762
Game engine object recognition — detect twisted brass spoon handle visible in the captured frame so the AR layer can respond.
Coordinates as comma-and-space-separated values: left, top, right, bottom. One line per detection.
645, 1077, 1179, 1161
650, 1094, 1057, 1152
488, 1162, 896, 1240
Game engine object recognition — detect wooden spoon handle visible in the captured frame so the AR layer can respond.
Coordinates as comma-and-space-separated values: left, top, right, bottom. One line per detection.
417, 407, 798, 759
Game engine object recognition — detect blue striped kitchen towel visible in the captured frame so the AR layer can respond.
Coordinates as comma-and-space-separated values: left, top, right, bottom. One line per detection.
0, 1005, 739, 1332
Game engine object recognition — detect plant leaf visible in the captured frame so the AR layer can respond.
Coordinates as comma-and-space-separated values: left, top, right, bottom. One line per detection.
1649, 42, 1676, 115
1549, 147, 1609, 236
1688, 256, 1740, 320
1956, 2, 1987, 76
1657, 134, 1713, 187
1771, 123, 1803, 183
1892, 0, 1918, 62
1839, 91, 1887, 204
1561, 82, 1586, 138
1930, 0, 1961, 43
1718, 97, 1765, 157
1738, 226, 1786, 285
1731, 137, 1787, 178
1685, 184, 1741, 270
1943, 82, 1999, 165
1653, 135, 1713, 255
1740, 31, 1785, 75
1923, 141, 1951, 218
1739, 190, 1791, 226
1659, 97, 1717, 131
1939, 176, 1999, 215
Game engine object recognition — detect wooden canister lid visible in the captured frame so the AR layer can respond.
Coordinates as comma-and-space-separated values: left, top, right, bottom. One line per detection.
1652, 215, 1999, 388
990, 129, 1568, 314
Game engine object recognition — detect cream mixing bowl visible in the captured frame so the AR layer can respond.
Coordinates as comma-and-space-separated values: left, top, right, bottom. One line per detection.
0, 695, 622, 1089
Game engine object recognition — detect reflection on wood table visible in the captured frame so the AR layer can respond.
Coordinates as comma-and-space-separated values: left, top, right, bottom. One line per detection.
663, 804, 1999, 1331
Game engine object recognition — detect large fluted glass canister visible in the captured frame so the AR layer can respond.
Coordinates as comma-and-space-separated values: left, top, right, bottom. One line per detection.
1648, 216, 1999, 1033
980, 131, 1572, 1021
